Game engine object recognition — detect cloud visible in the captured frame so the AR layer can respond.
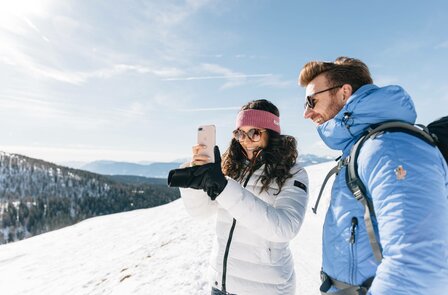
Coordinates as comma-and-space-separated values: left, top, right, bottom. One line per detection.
0, 48, 185, 84
235, 54, 260, 59
86, 64, 185, 81
0, 0, 296, 163
0, 88, 166, 129
199, 64, 290, 89
21, 16, 51, 44
0, 0, 212, 85
257, 75, 294, 88
180, 106, 240, 112
1, 51, 87, 84
152, 67, 186, 78
162, 73, 272, 81
161, 63, 279, 89
161, 66, 290, 90
146, 0, 211, 26
202, 63, 241, 75
0, 92, 111, 129
114, 93, 189, 119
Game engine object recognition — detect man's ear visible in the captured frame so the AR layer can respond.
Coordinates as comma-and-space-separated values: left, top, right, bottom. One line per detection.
341, 84, 353, 100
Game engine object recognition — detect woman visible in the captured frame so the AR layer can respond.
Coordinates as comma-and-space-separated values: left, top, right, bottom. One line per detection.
180, 99, 309, 295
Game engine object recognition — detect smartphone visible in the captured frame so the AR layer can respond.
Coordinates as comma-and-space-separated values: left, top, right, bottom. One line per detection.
197, 125, 216, 163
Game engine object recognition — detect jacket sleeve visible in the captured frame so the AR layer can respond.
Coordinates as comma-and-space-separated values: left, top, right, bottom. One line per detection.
215, 166, 309, 242
180, 187, 218, 219
359, 133, 448, 294
178, 161, 218, 219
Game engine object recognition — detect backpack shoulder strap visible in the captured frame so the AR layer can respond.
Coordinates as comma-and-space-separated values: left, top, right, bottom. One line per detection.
311, 157, 348, 214
347, 120, 436, 200
346, 120, 437, 263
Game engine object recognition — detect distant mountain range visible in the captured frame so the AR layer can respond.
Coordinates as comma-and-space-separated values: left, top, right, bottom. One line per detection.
81, 160, 179, 178
79, 154, 334, 178
0, 152, 179, 245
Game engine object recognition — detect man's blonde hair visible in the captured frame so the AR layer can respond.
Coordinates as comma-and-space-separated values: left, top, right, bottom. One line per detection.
299, 57, 373, 93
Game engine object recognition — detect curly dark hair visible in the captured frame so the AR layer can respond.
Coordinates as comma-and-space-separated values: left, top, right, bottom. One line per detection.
221, 99, 298, 195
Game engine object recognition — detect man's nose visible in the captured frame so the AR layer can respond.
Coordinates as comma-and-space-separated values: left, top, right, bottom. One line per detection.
303, 106, 313, 119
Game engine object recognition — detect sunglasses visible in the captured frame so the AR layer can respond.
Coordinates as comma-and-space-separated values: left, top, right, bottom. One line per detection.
304, 85, 343, 109
233, 128, 267, 142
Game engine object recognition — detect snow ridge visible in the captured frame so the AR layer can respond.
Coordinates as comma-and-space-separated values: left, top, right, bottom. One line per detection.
0, 161, 335, 295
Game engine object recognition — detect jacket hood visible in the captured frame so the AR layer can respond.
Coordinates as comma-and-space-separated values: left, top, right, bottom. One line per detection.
317, 84, 417, 153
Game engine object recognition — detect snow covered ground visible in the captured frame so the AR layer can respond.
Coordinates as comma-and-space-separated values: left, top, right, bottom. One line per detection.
0, 161, 335, 295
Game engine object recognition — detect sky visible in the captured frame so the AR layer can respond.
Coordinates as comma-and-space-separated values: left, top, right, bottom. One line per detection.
0, 161, 334, 295
1, 0, 448, 164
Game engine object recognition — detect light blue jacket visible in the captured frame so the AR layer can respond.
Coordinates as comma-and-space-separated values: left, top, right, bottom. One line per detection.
318, 84, 448, 294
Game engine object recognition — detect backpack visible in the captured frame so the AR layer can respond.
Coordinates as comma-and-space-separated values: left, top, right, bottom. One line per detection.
312, 116, 448, 262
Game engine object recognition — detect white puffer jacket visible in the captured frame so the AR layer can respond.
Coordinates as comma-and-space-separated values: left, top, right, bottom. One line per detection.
180, 163, 309, 295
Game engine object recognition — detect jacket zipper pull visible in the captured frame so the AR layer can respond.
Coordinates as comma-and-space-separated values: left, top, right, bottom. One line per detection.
349, 217, 358, 244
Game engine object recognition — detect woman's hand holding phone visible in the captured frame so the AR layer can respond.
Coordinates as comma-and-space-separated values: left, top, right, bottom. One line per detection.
189, 146, 227, 199
191, 125, 216, 166
190, 144, 213, 166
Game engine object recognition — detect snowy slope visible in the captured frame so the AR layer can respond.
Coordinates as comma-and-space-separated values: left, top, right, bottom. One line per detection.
0, 161, 335, 295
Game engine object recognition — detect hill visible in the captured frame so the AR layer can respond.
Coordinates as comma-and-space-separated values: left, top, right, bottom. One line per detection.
81, 161, 181, 178
0, 161, 335, 295
0, 152, 179, 244
104, 175, 169, 186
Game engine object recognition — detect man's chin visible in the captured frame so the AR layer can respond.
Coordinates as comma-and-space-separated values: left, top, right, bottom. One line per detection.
313, 118, 324, 125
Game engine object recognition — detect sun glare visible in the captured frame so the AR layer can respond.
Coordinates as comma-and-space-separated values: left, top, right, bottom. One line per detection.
0, 0, 50, 32
0, 0, 49, 20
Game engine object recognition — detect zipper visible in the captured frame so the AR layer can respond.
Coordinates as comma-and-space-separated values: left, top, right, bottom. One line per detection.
349, 217, 358, 244
220, 155, 259, 293
221, 218, 236, 293
349, 217, 358, 284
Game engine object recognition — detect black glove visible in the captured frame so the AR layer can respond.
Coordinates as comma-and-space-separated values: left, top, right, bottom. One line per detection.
199, 146, 228, 200
167, 146, 228, 200
167, 164, 210, 189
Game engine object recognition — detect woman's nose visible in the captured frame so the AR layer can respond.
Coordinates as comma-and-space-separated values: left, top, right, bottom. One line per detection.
241, 135, 252, 144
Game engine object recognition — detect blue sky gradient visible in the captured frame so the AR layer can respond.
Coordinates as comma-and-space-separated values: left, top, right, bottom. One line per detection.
1, 0, 447, 163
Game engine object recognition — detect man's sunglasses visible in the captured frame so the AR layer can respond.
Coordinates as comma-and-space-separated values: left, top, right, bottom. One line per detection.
233, 128, 266, 142
304, 85, 343, 109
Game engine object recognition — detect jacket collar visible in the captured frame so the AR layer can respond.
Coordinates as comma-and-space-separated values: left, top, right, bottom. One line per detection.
317, 84, 417, 154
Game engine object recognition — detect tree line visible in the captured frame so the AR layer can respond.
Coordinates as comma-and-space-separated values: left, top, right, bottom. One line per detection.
0, 152, 179, 244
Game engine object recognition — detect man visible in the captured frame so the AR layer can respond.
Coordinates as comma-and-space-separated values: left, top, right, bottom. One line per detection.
298, 57, 448, 294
